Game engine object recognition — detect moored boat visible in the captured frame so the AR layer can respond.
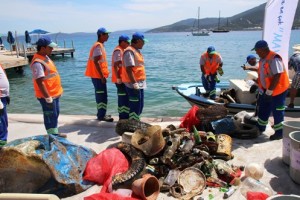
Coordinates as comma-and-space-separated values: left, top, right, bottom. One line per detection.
173, 72, 300, 117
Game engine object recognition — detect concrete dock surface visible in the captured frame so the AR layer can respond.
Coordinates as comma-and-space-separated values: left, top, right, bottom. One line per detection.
6, 114, 300, 199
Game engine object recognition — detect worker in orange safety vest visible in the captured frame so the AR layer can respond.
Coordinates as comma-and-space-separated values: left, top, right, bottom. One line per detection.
111, 34, 130, 119
30, 36, 66, 138
200, 46, 223, 100
252, 40, 289, 140
85, 27, 114, 122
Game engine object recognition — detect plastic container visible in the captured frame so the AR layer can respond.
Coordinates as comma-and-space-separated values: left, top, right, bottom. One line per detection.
282, 121, 300, 165
289, 131, 300, 184
240, 177, 273, 198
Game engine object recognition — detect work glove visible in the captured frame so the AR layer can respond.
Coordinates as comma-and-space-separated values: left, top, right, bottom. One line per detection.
0, 101, 3, 115
45, 97, 54, 109
6, 96, 10, 105
263, 90, 273, 103
133, 82, 140, 90
204, 74, 211, 82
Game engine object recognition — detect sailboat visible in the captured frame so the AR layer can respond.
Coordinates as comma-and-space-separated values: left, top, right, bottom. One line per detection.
212, 10, 230, 33
192, 7, 210, 36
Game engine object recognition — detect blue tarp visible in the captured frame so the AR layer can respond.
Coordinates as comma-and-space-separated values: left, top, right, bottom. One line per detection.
4, 134, 96, 198
211, 117, 235, 134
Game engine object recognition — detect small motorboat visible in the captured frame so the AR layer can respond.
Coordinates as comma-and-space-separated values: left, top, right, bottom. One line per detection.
173, 72, 300, 117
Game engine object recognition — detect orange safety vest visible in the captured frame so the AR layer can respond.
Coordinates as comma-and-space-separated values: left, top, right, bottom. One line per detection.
258, 51, 290, 96
30, 54, 63, 98
111, 46, 124, 83
122, 46, 146, 83
201, 52, 221, 75
85, 42, 109, 78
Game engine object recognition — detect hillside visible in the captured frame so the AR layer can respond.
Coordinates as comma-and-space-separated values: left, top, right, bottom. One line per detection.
147, 2, 300, 33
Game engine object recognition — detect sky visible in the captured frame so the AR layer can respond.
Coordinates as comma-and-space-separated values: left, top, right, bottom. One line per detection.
0, 0, 267, 34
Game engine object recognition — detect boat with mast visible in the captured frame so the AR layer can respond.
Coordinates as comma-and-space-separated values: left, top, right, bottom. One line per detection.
212, 10, 230, 33
192, 7, 210, 36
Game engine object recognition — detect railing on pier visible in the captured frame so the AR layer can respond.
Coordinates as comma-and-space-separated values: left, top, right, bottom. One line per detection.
7, 39, 75, 58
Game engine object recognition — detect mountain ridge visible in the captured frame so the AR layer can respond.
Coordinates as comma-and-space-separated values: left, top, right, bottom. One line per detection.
147, 2, 300, 33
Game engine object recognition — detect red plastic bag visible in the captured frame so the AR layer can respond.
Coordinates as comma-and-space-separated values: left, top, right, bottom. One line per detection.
83, 148, 129, 193
84, 193, 140, 200
179, 105, 200, 132
247, 191, 269, 200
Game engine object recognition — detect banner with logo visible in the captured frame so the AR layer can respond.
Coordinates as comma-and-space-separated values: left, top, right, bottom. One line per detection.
263, 0, 299, 71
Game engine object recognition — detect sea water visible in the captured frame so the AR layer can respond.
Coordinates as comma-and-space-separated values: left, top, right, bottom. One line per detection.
5, 30, 300, 117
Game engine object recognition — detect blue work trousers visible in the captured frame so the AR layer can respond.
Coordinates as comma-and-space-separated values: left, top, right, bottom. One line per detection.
125, 87, 144, 121
257, 90, 287, 136
92, 78, 108, 119
201, 73, 217, 99
38, 97, 60, 135
116, 83, 129, 119
0, 97, 8, 145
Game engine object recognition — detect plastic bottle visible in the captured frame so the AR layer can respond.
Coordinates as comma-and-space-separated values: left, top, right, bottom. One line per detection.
195, 87, 201, 96
182, 139, 195, 153
214, 75, 220, 83
193, 126, 202, 144
240, 177, 273, 197
161, 135, 181, 164
163, 169, 181, 186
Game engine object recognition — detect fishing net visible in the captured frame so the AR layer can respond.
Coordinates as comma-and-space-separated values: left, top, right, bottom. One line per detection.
196, 104, 228, 124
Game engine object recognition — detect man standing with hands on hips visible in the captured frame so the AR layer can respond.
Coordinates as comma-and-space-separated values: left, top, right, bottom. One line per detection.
30, 36, 66, 137
252, 40, 289, 140
122, 32, 148, 121
85, 27, 113, 122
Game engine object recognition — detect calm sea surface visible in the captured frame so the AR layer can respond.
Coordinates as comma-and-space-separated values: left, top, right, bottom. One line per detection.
4, 30, 300, 117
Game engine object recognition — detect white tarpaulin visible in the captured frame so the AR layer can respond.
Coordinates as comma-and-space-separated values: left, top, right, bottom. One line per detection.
263, 0, 299, 71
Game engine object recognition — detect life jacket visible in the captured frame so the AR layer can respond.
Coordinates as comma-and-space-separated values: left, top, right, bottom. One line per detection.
122, 46, 146, 83
258, 51, 290, 96
30, 54, 63, 98
111, 46, 124, 83
85, 42, 109, 78
201, 52, 221, 75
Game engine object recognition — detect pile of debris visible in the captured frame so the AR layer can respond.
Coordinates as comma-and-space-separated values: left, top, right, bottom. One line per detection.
109, 105, 247, 200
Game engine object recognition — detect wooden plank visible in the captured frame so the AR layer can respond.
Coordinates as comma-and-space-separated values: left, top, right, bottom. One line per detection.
0, 54, 29, 69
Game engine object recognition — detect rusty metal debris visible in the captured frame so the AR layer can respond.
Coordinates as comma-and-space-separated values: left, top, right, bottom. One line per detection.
114, 113, 242, 199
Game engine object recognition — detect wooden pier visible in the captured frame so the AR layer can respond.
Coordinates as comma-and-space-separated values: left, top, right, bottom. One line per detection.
3, 39, 76, 58
0, 54, 28, 69
0, 39, 75, 70
3, 47, 75, 58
